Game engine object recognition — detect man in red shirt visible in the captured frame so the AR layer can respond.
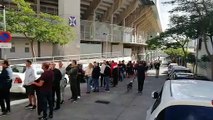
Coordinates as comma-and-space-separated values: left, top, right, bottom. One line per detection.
32, 62, 54, 120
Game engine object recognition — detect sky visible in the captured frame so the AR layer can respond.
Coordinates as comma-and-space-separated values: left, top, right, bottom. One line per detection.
157, 0, 174, 31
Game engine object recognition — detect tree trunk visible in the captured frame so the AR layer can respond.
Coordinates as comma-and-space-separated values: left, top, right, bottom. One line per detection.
37, 41, 41, 57
182, 54, 186, 66
30, 40, 36, 58
181, 47, 187, 67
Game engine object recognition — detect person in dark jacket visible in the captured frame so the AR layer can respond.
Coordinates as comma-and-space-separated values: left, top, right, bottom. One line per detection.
50, 62, 62, 110
136, 61, 147, 93
67, 60, 78, 103
77, 64, 84, 98
104, 61, 111, 92
121, 60, 126, 78
154, 60, 161, 78
92, 62, 100, 92
0, 60, 12, 116
126, 61, 134, 78
32, 62, 54, 120
112, 64, 119, 87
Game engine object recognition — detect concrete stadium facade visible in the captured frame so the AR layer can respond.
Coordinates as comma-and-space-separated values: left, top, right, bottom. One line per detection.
1, 0, 162, 60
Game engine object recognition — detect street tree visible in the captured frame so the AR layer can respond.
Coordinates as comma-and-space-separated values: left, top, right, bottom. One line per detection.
146, 34, 165, 50
164, 48, 186, 64
163, 0, 213, 78
146, 15, 191, 66
5, 0, 75, 57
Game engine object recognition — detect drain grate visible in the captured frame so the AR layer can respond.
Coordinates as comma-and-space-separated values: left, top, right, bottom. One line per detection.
95, 100, 110, 104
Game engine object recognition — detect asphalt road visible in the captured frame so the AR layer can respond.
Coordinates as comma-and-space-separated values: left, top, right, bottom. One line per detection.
2, 67, 167, 120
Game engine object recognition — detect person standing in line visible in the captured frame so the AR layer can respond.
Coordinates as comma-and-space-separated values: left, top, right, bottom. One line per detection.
136, 61, 147, 94
31, 62, 54, 120
112, 63, 119, 87
126, 61, 132, 78
154, 60, 161, 78
58, 61, 66, 104
150, 61, 153, 70
118, 61, 123, 82
121, 60, 126, 78
65, 61, 72, 100
23, 60, 37, 110
92, 62, 100, 92
100, 60, 106, 87
35, 82, 42, 116
0, 60, 12, 116
104, 61, 111, 92
50, 62, 62, 110
77, 64, 84, 98
67, 60, 78, 103
85, 63, 93, 94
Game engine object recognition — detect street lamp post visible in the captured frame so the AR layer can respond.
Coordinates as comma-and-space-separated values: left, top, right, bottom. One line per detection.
0, 1, 6, 59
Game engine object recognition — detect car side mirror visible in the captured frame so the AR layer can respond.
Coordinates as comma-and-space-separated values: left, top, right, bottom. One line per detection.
152, 91, 159, 99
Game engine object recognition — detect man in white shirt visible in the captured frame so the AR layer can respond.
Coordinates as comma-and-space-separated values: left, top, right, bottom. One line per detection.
24, 60, 36, 110
100, 60, 106, 87
59, 61, 66, 104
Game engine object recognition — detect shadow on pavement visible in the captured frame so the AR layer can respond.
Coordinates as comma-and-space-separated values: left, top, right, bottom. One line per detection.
11, 93, 27, 101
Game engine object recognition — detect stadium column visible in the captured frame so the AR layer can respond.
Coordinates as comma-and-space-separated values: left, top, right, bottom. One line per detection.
54, 0, 80, 58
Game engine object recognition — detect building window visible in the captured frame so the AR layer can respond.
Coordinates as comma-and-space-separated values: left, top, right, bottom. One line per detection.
25, 42, 30, 53
25, 47, 30, 53
10, 42, 15, 53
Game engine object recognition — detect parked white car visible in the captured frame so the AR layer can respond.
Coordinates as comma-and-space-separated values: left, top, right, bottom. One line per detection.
167, 63, 178, 75
10, 64, 42, 93
171, 72, 194, 80
10, 64, 69, 94
146, 80, 213, 120
168, 66, 191, 79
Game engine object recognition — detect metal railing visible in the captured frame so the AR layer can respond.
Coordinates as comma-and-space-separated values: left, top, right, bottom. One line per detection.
5, 51, 127, 65
81, 20, 148, 44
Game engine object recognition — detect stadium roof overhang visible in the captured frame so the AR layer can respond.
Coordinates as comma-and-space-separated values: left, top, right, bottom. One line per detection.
81, 0, 162, 33
2, 0, 162, 33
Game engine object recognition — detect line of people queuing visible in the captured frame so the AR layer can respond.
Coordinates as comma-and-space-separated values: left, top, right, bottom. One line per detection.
0, 59, 151, 120
86, 60, 150, 94
84, 60, 128, 94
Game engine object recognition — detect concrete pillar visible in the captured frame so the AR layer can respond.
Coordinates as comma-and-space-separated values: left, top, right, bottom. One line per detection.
54, 0, 80, 58
102, 42, 111, 53
112, 43, 124, 56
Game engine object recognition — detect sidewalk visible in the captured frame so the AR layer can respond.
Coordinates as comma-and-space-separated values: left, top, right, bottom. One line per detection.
1, 68, 167, 120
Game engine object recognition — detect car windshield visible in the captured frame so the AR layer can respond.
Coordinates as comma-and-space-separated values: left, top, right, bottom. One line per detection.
174, 69, 191, 73
157, 105, 213, 120
11, 65, 26, 73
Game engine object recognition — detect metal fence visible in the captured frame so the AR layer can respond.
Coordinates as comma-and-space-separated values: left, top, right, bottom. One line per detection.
81, 20, 147, 44
4, 51, 127, 65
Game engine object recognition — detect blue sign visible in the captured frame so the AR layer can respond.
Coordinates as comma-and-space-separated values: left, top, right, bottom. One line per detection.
0, 32, 12, 42
69, 16, 77, 27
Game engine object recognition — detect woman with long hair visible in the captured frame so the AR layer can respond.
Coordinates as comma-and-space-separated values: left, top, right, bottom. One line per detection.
85, 63, 94, 94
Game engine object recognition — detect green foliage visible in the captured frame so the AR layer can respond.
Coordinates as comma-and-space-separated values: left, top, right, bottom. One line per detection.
164, 42, 182, 49
146, 36, 163, 50
187, 53, 196, 63
163, 0, 213, 57
3, 0, 76, 56
146, 15, 191, 51
164, 48, 186, 58
201, 55, 210, 62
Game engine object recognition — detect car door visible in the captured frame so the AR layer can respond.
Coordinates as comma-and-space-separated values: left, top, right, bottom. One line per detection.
146, 89, 163, 120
